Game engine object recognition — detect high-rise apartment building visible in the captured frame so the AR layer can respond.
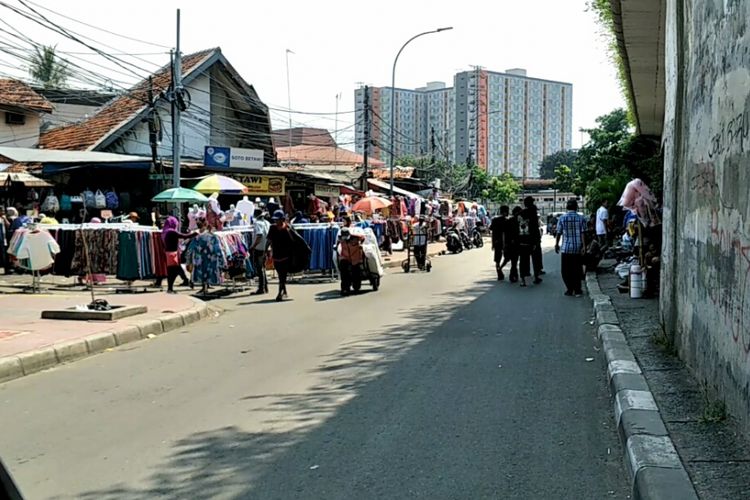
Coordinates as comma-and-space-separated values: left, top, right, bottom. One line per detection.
355, 68, 572, 179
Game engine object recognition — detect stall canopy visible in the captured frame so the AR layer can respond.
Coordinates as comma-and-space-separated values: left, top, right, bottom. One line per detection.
367, 178, 421, 199
0, 146, 152, 175
0, 171, 52, 188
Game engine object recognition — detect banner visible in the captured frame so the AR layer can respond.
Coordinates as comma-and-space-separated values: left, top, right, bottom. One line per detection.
314, 184, 340, 198
230, 174, 286, 195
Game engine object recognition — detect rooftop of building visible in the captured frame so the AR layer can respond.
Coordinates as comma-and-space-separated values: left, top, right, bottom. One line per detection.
0, 79, 54, 113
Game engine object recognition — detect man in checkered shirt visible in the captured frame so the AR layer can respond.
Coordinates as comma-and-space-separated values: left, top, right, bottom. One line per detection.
555, 199, 588, 296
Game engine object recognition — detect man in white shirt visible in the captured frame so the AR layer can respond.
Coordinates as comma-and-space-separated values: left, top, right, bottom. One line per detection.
249, 209, 270, 295
596, 200, 610, 246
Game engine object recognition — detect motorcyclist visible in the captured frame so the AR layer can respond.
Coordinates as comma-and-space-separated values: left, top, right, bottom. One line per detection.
338, 227, 366, 295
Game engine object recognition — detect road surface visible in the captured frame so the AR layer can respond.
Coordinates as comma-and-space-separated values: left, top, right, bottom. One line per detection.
0, 242, 628, 499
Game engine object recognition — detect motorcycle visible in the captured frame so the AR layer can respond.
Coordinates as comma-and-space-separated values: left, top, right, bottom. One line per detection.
459, 229, 474, 250
446, 227, 463, 254
471, 227, 484, 248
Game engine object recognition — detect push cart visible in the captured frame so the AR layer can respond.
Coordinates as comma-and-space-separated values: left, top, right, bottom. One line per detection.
401, 225, 432, 273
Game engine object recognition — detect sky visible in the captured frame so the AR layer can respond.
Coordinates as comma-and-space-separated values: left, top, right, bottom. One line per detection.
0, 0, 625, 150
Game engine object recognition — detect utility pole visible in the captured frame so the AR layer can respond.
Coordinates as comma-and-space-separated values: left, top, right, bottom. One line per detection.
171, 9, 182, 189
334, 92, 340, 162
362, 86, 370, 191
430, 126, 436, 165
147, 76, 159, 170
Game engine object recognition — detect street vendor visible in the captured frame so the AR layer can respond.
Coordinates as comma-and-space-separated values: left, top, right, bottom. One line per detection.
338, 227, 365, 296
412, 215, 429, 271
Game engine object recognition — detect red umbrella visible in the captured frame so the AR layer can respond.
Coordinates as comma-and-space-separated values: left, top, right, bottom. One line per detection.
352, 196, 392, 214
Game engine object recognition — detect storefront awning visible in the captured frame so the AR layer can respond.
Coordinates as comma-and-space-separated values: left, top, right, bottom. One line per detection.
367, 178, 421, 199
0, 172, 53, 188
42, 162, 152, 175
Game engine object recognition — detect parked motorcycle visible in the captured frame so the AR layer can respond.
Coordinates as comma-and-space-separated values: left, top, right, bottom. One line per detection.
446, 227, 463, 254
471, 227, 484, 248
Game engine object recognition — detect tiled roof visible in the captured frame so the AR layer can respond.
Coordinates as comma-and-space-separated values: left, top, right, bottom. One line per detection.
275, 144, 385, 167
39, 48, 218, 151
0, 79, 54, 113
272, 127, 337, 148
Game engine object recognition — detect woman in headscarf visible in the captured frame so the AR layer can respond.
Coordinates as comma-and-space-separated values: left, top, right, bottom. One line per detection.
161, 216, 197, 293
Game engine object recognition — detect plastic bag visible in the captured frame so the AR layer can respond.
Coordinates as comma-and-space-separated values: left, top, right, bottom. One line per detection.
60, 194, 72, 211
94, 189, 106, 209
41, 194, 60, 213
82, 189, 95, 207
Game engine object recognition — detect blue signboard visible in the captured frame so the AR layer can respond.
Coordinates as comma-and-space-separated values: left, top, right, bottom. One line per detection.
204, 146, 231, 168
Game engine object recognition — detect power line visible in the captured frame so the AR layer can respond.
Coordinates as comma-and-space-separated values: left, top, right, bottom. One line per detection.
22, 0, 171, 49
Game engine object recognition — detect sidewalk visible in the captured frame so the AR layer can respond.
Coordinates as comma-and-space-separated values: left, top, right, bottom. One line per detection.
589, 263, 750, 500
0, 292, 210, 384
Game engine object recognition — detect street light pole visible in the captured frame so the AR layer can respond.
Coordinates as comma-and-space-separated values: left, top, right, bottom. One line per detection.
389, 26, 453, 196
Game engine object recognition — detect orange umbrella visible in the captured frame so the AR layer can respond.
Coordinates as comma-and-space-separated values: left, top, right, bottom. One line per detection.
352, 196, 392, 214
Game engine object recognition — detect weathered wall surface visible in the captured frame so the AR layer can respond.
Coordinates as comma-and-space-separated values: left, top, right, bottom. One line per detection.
662, 0, 750, 433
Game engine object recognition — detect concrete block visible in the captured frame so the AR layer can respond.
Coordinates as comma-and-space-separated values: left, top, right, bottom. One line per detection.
85, 332, 116, 354
0, 356, 24, 383
597, 309, 620, 325
112, 325, 142, 346
598, 323, 624, 338
595, 302, 616, 314
605, 346, 637, 364
18, 348, 58, 375
611, 372, 650, 394
180, 309, 201, 326
615, 390, 658, 428
160, 313, 185, 332
601, 329, 628, 345
54, 340, 89, 363
619, 409, 669, 442
633, 465, 698, 500
592, 295, 612, 307
135, 319, 164, 337
197, 305, 210, 319
626, 434, 683, 476
608, 359, 642, 381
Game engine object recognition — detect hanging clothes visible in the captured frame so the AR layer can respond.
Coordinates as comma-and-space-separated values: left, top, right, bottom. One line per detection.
8, 228, 60, 271
186, 232, 227, 285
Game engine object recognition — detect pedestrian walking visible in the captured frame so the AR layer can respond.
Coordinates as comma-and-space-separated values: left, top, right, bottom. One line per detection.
490, 206, 509, 280
596, 200, 610, 247
250, 208, 270, 295
412, 215, 428, 270
267, 210, 294, 302
555, 199, 588, 296
521, 196, 544, 281
161, 216, 197, 294
518, 198, 543, 287
500, 206, 520, 282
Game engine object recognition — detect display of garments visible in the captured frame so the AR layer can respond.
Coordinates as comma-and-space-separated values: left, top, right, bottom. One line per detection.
71, 228, 119, 275
294, 225, 339, 271
236, 198, 255, 220
186, 232, 227, 285
8, 229, 60, 271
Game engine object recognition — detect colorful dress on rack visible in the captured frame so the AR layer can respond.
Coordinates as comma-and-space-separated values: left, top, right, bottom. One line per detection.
186, 232, 226, 285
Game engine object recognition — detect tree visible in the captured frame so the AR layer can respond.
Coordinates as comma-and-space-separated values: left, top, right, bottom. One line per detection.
539, 149, 578, 180
554, 108, 662, 212
481, 173, 521, 204
29, 45, 69, 88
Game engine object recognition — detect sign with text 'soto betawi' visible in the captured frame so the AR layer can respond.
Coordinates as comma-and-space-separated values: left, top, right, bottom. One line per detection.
204, 146, 264, 169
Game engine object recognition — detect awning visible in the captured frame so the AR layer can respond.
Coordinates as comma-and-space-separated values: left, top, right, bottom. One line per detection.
367, 178, 421, 199
0, 172, 53, 188
42, 162, 152, 175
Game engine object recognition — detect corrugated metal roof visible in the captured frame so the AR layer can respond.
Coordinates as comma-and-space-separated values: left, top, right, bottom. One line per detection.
0, 146, 150, 163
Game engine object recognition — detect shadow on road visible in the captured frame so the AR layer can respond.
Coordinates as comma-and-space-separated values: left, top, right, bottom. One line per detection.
78, 265, 627, 499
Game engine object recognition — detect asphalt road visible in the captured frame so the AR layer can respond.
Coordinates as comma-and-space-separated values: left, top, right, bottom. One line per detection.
0, 240, 629, 499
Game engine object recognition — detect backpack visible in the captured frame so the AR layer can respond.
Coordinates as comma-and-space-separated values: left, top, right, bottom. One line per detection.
105, 191, 119, 209
94, 189, 106, 209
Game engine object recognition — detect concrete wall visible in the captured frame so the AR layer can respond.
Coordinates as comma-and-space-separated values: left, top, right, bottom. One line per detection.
661, 0, 750, 434
0, 110, 40, 147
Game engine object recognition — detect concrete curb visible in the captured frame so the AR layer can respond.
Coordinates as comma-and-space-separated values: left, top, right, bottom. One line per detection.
585, 273, 698, 500
0, 298, 211, 385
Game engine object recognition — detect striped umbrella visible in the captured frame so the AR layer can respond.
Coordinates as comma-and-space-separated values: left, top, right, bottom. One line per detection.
192, 174, 248, 194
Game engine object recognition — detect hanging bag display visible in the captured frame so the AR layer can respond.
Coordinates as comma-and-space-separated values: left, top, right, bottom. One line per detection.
82, 189, 95, 208
105, 190, 119, 209
94, 189, 107, 209
60, 194, 72, 211
41, 194, 60, 213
